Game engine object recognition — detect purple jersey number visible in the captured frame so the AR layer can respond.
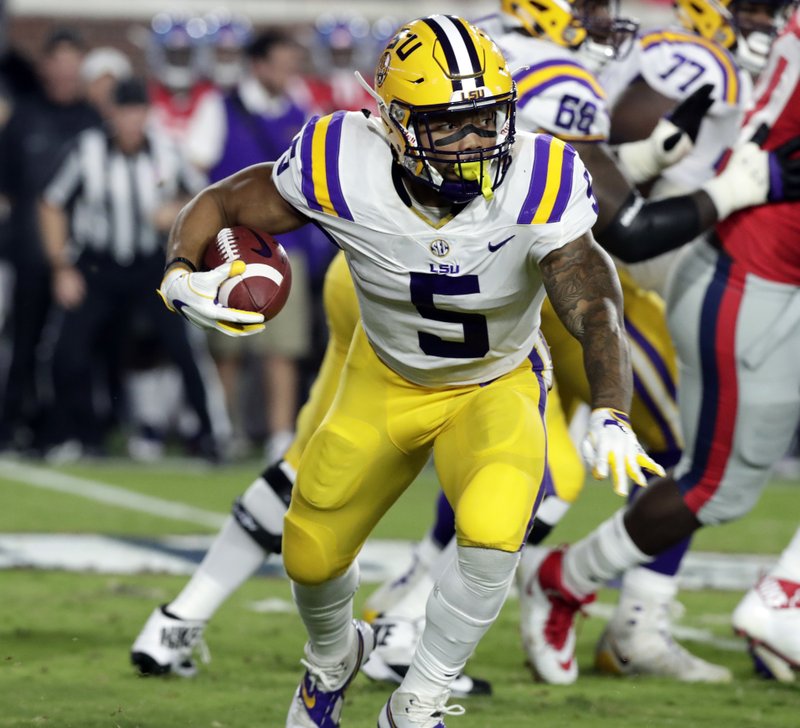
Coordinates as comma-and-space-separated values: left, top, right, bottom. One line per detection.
555, 94, 598, 135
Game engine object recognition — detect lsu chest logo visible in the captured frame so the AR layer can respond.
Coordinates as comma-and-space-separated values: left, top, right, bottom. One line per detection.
428, 238, 460, 274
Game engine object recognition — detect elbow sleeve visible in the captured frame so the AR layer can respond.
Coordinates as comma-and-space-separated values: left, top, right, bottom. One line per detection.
596, 192, 704, 263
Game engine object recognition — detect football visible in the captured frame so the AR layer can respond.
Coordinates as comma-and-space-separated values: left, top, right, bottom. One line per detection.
203, 226, 292, 321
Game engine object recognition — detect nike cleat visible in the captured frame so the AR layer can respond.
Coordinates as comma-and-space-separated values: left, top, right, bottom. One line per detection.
286, 619, 376, 728
520, 547, 594, 685
594, 623, 731, 682
733, 575, 800, 683
362, 616, 491, 697
377, 690, 464, 728
130, 605, 208, 677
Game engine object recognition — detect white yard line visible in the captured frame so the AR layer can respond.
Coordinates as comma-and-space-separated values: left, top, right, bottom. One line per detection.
0, 458, 226, 529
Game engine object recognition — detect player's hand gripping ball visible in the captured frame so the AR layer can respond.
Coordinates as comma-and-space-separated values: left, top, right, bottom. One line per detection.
203, 226, 292, 320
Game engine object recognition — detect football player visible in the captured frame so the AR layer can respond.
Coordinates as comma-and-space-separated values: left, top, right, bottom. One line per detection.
529, 6, 800, 688
153, 15, 666, 727
366, 0, 765, 686
130, 4, 792, 697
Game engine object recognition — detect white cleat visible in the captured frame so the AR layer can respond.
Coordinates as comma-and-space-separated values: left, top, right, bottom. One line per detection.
362, 539, 441, 623
594, 609, 732, 683
519, 548, 594, 685
362, 616, 492, 697
732, 575, 800, 682
377, 690, 464, 728
130, 605, 208, 677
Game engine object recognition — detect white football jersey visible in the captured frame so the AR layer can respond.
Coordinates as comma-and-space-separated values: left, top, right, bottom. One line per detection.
479, 13, 611, 142
601, 26, 752, 194
273, 111, 597, 387
600, 26, 752, 293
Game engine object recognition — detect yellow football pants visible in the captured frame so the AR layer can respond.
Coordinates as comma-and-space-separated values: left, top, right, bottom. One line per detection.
283, 252, 357, 471
283, 325, 547, 585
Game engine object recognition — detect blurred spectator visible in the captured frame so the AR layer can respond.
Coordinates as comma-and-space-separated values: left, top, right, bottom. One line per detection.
38, 78, 220, 462
81, 47, 132, 117
187, 29, 320, 461
203, 10, 252, 91
0, 28, 100, 452
146, 11, 219, 150
299, 13, 377, 114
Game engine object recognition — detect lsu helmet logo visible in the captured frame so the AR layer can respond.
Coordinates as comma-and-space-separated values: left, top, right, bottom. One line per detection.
376, 52, 391, 87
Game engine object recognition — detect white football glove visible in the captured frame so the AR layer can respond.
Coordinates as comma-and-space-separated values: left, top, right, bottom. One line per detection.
615, 84, 715, 184
702, 141, 769, 220
580, 408, 666, 497
616, 118, 694, 185
158, 260, 265, 337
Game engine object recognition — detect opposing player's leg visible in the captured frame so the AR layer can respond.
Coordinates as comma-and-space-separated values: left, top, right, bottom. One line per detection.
131, 252, 358, 677
530, 241, 800, 685
530, 270, 731, 683
594, 272, 730, 681
733, 526, 800, 682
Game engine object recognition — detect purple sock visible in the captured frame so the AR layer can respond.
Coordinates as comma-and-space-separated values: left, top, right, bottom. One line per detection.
628, 448, 689, 577
431, 491, 455, 548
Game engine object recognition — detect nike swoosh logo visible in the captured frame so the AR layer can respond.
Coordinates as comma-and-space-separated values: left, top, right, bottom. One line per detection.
488, 235, 515, 252
248, 228, 273, 258
558, 657, 574, 671
301, 681, 316, 710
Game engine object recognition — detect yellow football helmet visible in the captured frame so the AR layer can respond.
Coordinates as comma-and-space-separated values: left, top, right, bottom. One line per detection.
373, 15, 516, 203
674, 0, 794, 73
501, 0, 638, 71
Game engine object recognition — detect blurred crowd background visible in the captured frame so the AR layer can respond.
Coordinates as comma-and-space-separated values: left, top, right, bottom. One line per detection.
0, 0, 671, 465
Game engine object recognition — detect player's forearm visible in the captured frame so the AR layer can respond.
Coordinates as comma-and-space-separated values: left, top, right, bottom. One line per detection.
166, 189, 227, 270
595, 191, 718, 263
580, 304, 633, 411
166, 163, 308, 270
540, 236, 633, 411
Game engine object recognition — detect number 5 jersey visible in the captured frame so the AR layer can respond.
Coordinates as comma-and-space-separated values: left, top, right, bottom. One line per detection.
272, 111, 597, 388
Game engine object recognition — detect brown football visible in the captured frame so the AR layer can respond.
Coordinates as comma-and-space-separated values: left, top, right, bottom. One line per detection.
203, 226, 292, 320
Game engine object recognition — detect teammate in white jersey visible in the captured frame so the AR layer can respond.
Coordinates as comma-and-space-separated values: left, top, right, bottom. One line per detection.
155, 15, 665, 727
529, 8, 800, 687
600, 0, 795, 296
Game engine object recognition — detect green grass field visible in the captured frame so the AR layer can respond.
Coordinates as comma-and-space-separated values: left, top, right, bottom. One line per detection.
2, 459, 799, 727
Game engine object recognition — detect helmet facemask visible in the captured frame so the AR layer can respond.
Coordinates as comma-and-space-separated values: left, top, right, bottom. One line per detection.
386, 92, 516, 203
372, 16, 518, 204
502, 0, 638, 72
730, 0, 794, 74
572, 0, 640, 72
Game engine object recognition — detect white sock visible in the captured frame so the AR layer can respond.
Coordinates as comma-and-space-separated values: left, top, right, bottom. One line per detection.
168, 474, 289, 621
168, 516, 267, 621
773, 527, 800, 581
563, 510, 650, 598
621, 566, 679, 604
400, 546, 519, 700
292, 563, 359, 664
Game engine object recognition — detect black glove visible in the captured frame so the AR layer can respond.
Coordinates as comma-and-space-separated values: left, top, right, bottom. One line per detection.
666, 83, 715, 146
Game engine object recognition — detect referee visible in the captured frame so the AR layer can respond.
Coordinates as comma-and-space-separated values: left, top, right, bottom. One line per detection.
39, 77, 218, 458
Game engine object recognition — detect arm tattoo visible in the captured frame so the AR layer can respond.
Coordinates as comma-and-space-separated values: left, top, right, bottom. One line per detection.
540, 234, 633, 411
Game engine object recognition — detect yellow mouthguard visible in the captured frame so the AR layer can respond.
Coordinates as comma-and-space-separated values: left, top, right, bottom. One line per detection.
457, 161, 493, 200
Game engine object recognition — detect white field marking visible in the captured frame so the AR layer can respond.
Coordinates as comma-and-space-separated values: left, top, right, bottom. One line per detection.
0, 458, 226, 529
247, 598, 296, 614
587, 602, 746, 652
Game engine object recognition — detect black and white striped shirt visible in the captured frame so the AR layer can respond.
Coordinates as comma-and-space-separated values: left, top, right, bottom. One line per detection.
42, 127, 206, 265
